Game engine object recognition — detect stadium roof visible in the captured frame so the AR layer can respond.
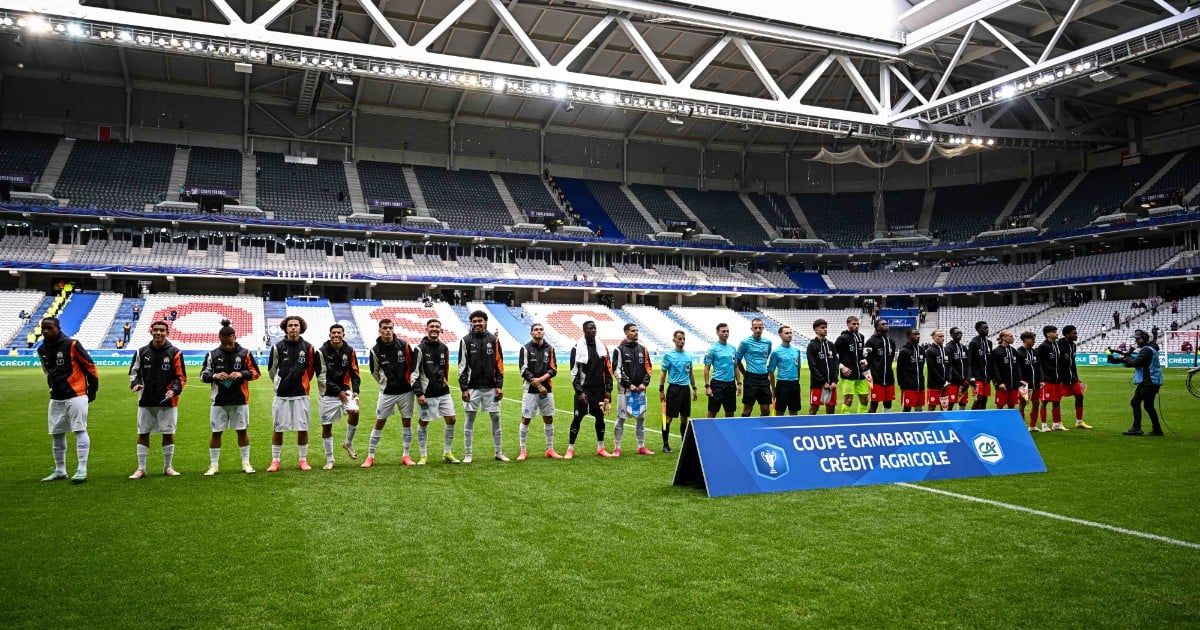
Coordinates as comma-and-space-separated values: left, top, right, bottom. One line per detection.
1, 0, 1199, 150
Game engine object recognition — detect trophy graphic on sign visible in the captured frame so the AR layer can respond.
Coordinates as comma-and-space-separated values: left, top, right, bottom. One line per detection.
760, 449, 779, 475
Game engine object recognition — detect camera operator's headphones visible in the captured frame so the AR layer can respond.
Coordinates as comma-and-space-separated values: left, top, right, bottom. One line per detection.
1133, 329, 1150, 344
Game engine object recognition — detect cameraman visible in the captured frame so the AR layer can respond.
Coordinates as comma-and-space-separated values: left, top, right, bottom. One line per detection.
1108, 329, 1163, 436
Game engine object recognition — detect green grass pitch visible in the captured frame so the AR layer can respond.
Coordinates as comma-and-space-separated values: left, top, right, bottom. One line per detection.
1, 365, 1198, 628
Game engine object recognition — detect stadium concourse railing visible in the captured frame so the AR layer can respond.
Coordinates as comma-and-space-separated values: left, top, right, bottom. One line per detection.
3, 203, 1199, 257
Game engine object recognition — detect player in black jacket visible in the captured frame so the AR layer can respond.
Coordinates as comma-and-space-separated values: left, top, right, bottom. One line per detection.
518, 324, 562, 460
200, 319, 260, 475
317, 323, 363, 469
1036, 325, 1067, 431
568, 321, 613, 458
989, 330, 1020, 409
267, 315, 317, 471
459, 310, 506, 463
925, 330, 950, 410
864, 319, 895, 413
896, 329, 925, 412
36, 316, 99, 483
967, 321, 993, 410
1059, 325, 1092, 429
945, 327, 970, 410
129, 319, 187, 479
807, 319, 839, 415
1016, 331, 1041, 430
414, 319, 459, 463
834, 316, 869, 414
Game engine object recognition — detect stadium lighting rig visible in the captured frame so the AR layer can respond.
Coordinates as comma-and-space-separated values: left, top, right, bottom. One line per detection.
0, 9, 1116, 149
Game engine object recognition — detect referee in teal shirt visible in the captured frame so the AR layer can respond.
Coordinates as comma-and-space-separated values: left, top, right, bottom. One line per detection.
703, 322, 741, 418
735, 318, 773, 417
767, 326, 802, 415
659, 330, 697, 452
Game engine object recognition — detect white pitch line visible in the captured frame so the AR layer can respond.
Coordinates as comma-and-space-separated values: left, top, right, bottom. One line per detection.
896, 482, 1200, 550
447, 386, 680, 437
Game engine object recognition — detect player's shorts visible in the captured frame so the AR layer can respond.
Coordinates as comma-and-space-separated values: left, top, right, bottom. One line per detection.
419, 394, 455, 421
210, 404, 250, 432
773, 380, 801, 414
573, 392, 606, 420
47, 396, 88, 434
272, 396, 310, 432
665, 383, 692, 419
137, 406, 179, 435
973, 381, 992, 398
319, 396, 345, 425
1039, 382, 1064, 403
707, 379, 737, 415
927, 389, 949, 408
376, 392, 415, 420
522, 391, 556, 418
901, 390, 926, 408
464, 388, 501, 414
844, 378, 870, 397
1064, 381, 1086, 397
995, 388, 1020, 407
810, 386, 837, 406
870, 383, 896, 403
743, 373, 772, 406
617, 387, 645, 421
947, 384, 969, 404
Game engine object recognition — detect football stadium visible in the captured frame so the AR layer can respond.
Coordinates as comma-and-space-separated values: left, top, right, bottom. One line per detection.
1, 0, 1200, 625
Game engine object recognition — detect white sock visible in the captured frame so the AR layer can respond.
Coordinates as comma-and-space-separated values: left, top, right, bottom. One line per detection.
298, 444, 309, 460
402, 426, 413, 456
635, 417, 645, 448
544, 423, 554, 450
74, 430, 89, 471
51, 434, 67, 473
490, 412, 503, 453
417, 424, 428, 457
271, 444, 282, 461
162, 444, 175, 469
323, 437, 334, 462
369, 429, 382, 456
136, 443, 149, 470
345, 424, 358, 445
239, 445, 251, 464
519, 423, 529, 450
209, 447, 220, 467
444, 425, 455, 453
464, 413, 476, 455
614, 417, 625, 448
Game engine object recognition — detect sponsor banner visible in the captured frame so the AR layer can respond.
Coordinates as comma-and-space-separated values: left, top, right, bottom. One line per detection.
183, 186, 239, 197
525, 208, 565, 220
1076, 352, 1197, 368
368, 199, 413, 209
0, 173, 35, 184
673, 409, 1046, 497
882, 316, 917, 329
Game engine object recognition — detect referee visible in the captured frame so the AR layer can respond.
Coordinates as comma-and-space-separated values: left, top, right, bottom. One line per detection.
735, 318, 773, 417
703, 323, 741, 418
659, 330, 697, 451
767, 326, 801, 415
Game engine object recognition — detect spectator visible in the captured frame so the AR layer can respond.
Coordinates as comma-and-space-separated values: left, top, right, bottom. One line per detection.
1152, 325, 1161, 343
1151, 299, 1158, 316
7, 346, 16, 356
1100, 325, 1108, 340
122, 322, 131, 344
18, 309, 27, 321
1171, 321, 1179, 332
1183, 341, 1194, 354
132, 303, 141, 320
1113, 310, 1121, 330
263, 332, 271, 348
169, 309, 178, 321
1172, 299, 1179, 314
115, 339, 125, 349
1125, 315, 1132, 328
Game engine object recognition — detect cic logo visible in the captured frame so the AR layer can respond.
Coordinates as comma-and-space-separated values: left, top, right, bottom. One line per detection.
751, 443, 789, 480
972, 434, 1004, 465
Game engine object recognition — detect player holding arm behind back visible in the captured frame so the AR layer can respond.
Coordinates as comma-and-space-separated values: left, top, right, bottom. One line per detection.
129, 320, 186, 479
807, 319, 838, 415
925, 330, 950, 411
1059, 325, 1092, 429
659, 330, 697, 450
1016, 331, 1042, 430
36, 316, 98, 483
896, 329, 925, 412
864, 319, 896, 413
702, 322, 741, 418
1037, 326, 1067, 432
989, 330, 1020, 410
518, 324, 563, 460
201, 319, 259, 475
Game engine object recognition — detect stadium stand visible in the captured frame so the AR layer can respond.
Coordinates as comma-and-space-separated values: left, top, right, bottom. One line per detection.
937, 304, 1051, 337
350, 299, 465, 347
669, 306, 782, 349
931, 180, 1023, 242
356, 160, 414, 209
758, 307, 863, 345
798, 192, 874, 247
285, 298, 343, 349
413, 166, 511, 231
673, 188, 771, 245
499, 173, 558, 213
0, 233, 53, 263
747, 193, 795, 231
521, 302, 628, 351
1037, 246, 1181, 282
1145, 149, 1199, 198
0, 290, 46, 348
629, 184, 690, 226
1007, 173, 1072, 224
882, 188, 924, 230
827, 267, 942, 292
71, 292, 122, 349
942, 261, 1047, 288
255, 153, 351, 221
0, 131, 60, 181
129, 294, 265, 351
54, 140, 173, 210
553, 178, 625, 239
463, 301, 522, 351
618, 305, 692, 352
1042, 153, 1173, 231
184, 147, 242, 193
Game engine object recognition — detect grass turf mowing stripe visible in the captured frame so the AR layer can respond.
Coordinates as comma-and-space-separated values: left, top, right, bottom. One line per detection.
897, 482, 1200, 550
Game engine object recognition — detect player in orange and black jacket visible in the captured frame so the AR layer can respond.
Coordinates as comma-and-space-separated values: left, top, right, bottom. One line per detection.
36, 316, 99, 483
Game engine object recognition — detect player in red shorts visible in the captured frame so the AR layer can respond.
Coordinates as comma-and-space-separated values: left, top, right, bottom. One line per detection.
989, 330, 1021, 409
945, 327, 970, 409
1015, 331, 1041, 430
806, 319, 838, 415
1058, 325, 1092, 429
967, 321, 993, 410
865, 319, 896, 413
896, 329, 925, 412
925, 330, 950, 410
1036, 325, 1067, 431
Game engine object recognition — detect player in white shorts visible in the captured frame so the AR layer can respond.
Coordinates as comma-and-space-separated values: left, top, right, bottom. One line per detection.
36, 317, 99, 484
362, 319, 421, 468
458, 310, 506, 463
200, 319, 261, 475
517, 324, 563, 460
129, 320, 187, 479
315, 324, 362, 469
267, 315, 317, 472
414, 319, 460, 463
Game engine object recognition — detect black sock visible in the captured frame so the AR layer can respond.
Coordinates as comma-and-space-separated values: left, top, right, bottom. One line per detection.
569, 413, 582, 445
594, 416, 605, 443
868, 402, 879, 413
902, 406, 912, 413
